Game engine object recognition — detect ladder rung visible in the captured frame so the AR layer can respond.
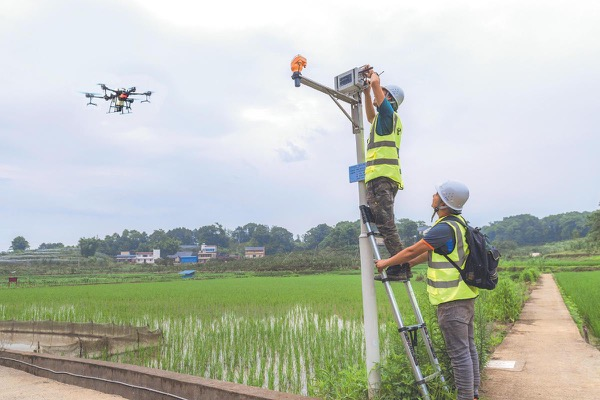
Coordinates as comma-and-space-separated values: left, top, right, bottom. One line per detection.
398, 323, 425, 332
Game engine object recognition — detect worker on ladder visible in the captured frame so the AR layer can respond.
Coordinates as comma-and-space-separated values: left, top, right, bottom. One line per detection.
376, 181, 480, 400
362, 66, 411, 281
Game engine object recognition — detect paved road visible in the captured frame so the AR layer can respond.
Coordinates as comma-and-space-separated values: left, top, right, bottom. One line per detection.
481, 274, 600, 399
0, 365, 126, 400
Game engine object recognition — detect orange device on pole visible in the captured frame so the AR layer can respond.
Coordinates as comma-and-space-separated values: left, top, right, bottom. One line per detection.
291, 54, 307, 87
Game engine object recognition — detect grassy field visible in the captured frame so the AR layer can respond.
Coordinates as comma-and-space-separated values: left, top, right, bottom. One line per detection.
0, 267, 527, 399
554, 270, 600, 342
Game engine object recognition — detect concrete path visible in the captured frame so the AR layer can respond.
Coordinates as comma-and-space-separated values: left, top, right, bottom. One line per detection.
481, 274, 600, 399
0, 365, 126, 400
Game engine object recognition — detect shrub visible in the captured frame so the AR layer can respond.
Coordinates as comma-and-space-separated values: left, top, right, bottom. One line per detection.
487, 278, 526, 322
519, 267, 541, 283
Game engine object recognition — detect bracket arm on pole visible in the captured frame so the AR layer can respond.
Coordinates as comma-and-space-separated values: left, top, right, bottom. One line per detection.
296, 75, 359, 105
327, 92, 359, 129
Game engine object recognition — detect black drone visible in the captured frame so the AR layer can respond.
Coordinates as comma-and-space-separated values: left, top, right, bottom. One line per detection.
82, 84, 153, 114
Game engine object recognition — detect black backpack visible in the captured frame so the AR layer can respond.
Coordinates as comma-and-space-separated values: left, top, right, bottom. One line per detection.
441, 216, 500, 290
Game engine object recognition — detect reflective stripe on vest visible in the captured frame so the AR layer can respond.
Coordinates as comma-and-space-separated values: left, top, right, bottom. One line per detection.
365, 113, 403, 188
427, 216, 478, 306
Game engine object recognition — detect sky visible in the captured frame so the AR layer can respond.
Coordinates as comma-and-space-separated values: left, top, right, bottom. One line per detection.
0, 0, 599, 251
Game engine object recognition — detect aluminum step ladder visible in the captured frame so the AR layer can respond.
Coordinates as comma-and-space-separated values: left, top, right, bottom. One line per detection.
359, 205, 447, 400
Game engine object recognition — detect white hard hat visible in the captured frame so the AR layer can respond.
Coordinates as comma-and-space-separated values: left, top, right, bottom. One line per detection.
435, 181, 470, 211
382, 85, 404, 109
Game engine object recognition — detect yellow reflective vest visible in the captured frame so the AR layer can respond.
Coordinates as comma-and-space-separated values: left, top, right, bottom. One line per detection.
427, 215, 478, 306
365, 113, 403, 188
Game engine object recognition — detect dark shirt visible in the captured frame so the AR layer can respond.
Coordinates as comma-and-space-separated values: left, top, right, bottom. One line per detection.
375, 98, 395, 136
423, 222, 455, 255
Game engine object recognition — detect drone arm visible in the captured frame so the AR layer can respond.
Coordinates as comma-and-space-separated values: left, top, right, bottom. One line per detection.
129, 91, 152, 103
101, 85, 117, 94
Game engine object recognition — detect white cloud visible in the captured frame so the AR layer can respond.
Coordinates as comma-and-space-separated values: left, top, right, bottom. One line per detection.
1, 0, 599, 249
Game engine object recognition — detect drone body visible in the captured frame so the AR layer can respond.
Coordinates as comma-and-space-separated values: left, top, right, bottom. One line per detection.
82, 84, 152, 114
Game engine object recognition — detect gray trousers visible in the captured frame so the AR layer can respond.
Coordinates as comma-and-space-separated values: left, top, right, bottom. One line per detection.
366, 177, 403, 257
437, 298, 480, 400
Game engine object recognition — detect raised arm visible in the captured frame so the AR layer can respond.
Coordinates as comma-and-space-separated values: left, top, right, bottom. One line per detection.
369, 71, 386, 107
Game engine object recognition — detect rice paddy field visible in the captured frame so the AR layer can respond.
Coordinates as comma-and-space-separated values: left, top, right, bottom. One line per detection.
0, 272, 437, 397
554, 270, 600, 339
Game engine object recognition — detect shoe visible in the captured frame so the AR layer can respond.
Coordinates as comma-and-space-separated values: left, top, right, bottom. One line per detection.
375, 263, 412, 281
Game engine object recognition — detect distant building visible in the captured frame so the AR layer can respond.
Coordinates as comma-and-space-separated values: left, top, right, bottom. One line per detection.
177, 255, 198, 264
198, 244, 217, 263
245, 246, 265, 258
115, 251, 136, 263
167, 251, 199, 264
135, 249, 161, 264
168, 251, 193, 259
200, 244, 217, 254
115, 250, 161, 264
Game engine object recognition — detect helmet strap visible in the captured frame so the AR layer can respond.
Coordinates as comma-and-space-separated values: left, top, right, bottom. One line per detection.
431, 201, 449, 222
431, 204, 448, 222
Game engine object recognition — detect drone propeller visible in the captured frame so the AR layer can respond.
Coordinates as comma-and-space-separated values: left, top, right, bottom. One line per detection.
140, 91, 153, 103
79, 92, 100, 106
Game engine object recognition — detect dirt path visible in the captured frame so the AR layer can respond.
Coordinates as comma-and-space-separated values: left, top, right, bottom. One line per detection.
481, 273, 600, 399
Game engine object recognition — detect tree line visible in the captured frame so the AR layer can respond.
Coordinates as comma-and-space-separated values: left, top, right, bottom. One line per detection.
484, 211, 594, 249
7, 209, 600, 257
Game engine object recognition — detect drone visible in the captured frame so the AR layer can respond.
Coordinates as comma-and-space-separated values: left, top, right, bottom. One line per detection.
82, 84, 153, 114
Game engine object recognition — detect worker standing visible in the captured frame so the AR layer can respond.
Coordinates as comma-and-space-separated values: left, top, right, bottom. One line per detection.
363, 66, 410, 281
376, 181, 480, 400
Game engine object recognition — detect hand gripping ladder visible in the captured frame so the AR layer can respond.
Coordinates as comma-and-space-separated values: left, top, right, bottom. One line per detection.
359, 205, 447, 400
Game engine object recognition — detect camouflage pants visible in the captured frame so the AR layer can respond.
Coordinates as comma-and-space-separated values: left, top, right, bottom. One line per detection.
366, 177, 404, 257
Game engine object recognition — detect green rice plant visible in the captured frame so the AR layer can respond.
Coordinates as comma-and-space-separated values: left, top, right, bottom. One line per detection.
0, 272, 528, 398
554, 271, 600, 339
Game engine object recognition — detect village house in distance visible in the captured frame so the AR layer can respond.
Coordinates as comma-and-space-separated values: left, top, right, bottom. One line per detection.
114, 245, 266, 264
115, 249, 161, 264
244, 246, 265, 258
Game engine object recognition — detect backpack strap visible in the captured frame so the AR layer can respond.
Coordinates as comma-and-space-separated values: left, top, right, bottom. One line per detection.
442, 214, 467, 229
442, 253, 468, 281
438, 215, 468, 281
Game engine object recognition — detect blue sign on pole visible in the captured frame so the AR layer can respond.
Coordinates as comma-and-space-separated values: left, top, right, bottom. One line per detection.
349, 163, 366, 183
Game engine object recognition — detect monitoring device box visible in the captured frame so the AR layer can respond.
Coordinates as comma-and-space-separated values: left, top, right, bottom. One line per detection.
334, 67, 369, 95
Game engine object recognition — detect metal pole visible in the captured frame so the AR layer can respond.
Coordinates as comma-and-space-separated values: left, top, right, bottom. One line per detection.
294, 72, 382, 397
352, 101, 382, 397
